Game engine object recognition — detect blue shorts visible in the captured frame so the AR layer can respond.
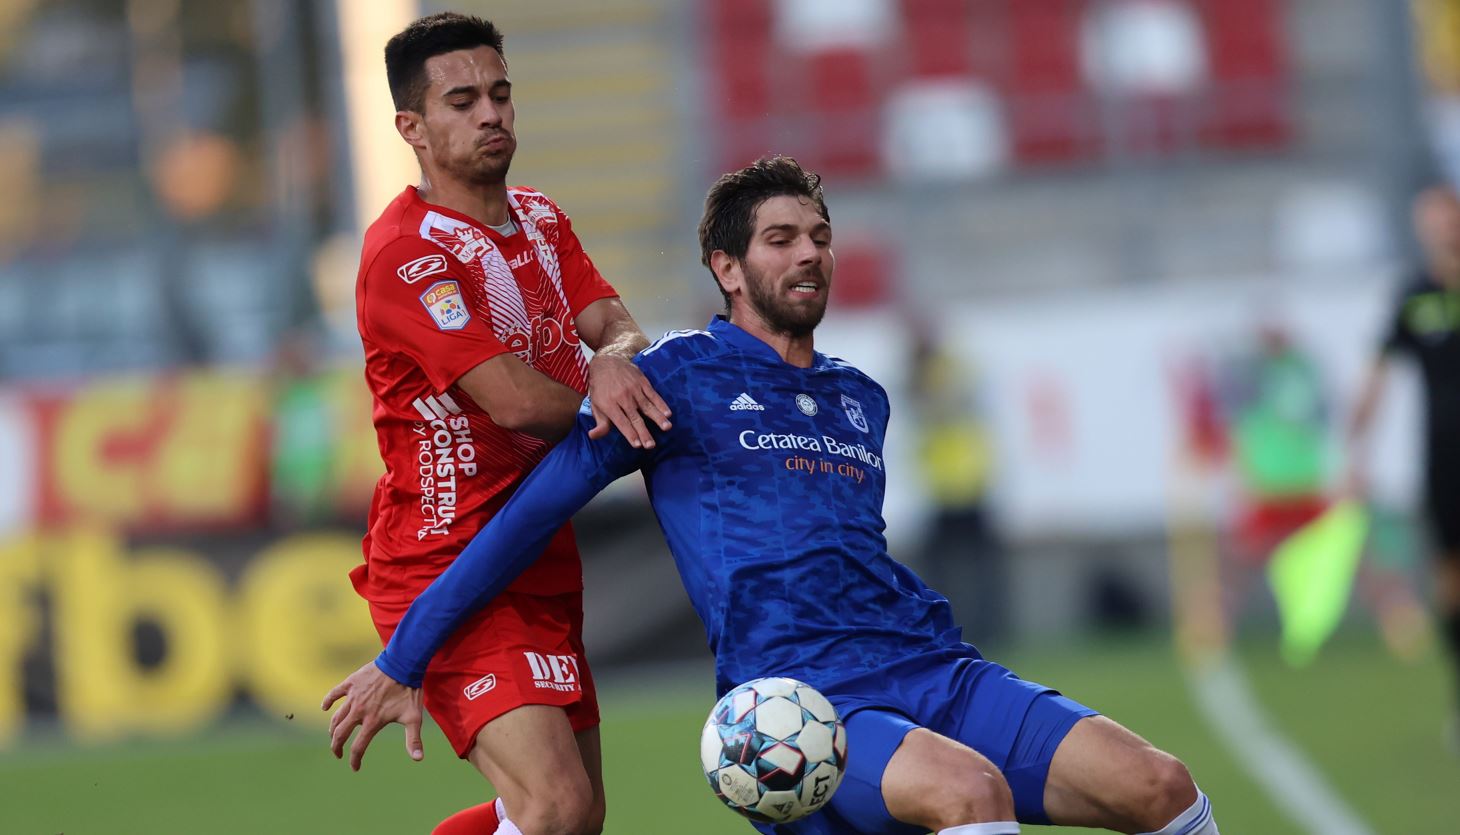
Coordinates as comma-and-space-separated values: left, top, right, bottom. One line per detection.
752, 655, 1098, 835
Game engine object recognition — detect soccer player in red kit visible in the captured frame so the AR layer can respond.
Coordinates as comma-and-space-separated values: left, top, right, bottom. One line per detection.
323, 13, 670, 835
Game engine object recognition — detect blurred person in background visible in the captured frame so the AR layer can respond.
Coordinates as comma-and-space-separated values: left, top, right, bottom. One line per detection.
910, 330, 1005, 647
328, 156, 1220, 835
330, 12, 670, 835
269, 330, 337, 528
1348, 184, 1460, 735
1214, 322, 1330, 628
1221, 322, 1330, 569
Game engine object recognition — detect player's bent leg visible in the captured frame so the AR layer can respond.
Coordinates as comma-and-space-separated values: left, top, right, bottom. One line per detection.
573, 725, 607, 834
882, 727, 1018, 832
468, 705, 598, 835
1041, 715, 1210, 834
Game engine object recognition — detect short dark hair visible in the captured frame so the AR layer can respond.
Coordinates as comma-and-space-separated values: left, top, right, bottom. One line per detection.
698, 156, 830, 311
385, 12, 505, 113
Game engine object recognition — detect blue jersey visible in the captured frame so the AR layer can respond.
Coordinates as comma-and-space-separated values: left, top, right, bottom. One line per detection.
376, 316, 975, 707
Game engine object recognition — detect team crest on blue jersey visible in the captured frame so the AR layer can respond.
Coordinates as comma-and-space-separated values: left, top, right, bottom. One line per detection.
795, 394, 818, 416
841, 394, 869, 432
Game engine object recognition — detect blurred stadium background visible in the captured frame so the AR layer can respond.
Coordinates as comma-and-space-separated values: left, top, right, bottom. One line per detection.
2, 0, 1458, 831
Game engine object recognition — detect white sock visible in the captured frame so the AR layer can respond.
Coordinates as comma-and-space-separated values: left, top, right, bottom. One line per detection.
938, 823, 1020, 834
494, 798, 523, 835
1139, 789, 1218, 835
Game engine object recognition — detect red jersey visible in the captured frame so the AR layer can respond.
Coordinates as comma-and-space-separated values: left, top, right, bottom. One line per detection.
352, 185, 617, 604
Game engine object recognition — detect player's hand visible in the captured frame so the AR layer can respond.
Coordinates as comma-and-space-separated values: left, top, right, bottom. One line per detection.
587, 352, 671, 448
321, 661, 424, 771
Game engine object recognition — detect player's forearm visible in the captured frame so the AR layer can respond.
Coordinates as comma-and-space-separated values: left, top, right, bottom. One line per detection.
498, 383, 585, 442
457, 357, 585, 442
577, 297, 650, 362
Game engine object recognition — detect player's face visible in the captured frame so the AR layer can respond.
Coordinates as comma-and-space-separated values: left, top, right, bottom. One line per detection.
416, 46, 517, 186
736, 196, 834, 337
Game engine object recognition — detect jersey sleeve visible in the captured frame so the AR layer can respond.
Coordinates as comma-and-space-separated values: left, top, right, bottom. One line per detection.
551, 207, 619, 316
360, 237, 511, 392
375, 398, 660, 687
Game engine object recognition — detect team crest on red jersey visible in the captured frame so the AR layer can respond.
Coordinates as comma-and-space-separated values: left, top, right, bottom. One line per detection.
419, 280, 471, 330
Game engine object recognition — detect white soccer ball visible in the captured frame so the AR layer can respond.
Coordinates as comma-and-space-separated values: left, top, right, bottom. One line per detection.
699, 677, 847, 824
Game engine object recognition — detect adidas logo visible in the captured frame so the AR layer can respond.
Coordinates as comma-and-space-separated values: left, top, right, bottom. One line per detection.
730, 393, 765, 412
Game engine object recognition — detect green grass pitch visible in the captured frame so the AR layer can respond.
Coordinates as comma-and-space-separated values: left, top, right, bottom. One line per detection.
3, 633, 1455, 833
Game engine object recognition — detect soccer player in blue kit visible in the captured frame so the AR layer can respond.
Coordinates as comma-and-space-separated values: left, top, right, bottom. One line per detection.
326, 157, 1219, 835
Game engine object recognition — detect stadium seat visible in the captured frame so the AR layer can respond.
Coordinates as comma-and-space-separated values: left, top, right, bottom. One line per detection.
1196, 0, 1290, 149
1007, 0, 1099, 164
805, 46, 883, 176
900, 0, 975, 78
827, 241, 893, 308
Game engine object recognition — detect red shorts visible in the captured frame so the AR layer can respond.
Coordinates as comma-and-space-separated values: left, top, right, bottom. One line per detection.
369, 590, 600, 758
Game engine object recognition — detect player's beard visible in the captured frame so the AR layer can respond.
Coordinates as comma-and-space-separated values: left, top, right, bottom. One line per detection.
743, 261, 830, 338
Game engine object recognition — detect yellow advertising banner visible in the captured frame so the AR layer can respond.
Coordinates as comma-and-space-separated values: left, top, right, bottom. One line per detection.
0, 529, 382, 744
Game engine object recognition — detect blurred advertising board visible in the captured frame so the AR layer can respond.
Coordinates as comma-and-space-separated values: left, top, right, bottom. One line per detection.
0, 368, 384, 744
0, 529, 380, 744
3, 369, 380, 535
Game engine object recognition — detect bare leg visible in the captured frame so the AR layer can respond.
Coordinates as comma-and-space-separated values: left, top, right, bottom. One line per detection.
881, 728, 1017, 831
1042, 716, 1197, 834
466, 705, 602, 835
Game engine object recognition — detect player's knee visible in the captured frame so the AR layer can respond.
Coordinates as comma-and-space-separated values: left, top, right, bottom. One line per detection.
582, 792, 606, 835
509, 782, 597, 835
1126, 750, 1197, 831
926, 765, 1016, 828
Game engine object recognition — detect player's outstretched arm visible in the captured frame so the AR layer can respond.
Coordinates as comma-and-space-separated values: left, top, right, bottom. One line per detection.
319, 410, 643, 769
321, 662, 424, 771
576, 297, 672, 449
377, 401, 656, 685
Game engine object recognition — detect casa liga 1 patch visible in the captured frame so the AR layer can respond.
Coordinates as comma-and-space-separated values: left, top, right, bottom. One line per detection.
420, 280, 470, 331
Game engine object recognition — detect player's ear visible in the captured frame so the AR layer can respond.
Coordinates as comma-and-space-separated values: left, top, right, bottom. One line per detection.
395, 110, 427, 150
710, 250, 742, 295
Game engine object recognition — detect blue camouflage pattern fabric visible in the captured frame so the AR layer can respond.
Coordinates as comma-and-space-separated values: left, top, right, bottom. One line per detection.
376, 316, 977, 712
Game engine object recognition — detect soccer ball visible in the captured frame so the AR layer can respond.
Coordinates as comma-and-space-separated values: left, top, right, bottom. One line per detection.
699, 676, 847, 824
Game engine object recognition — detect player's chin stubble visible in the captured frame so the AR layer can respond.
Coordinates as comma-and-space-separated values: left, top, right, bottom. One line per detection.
443, 140, 513, 186
746, 270, 828, 338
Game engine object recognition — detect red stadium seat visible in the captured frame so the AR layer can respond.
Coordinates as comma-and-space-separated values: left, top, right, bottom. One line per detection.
901, 0, 975, 78
807, 46, 879, 113
828, 242, 893, 309
805, 47, 883, 176
705, 0, 777, 169
1007, 0, 1099, 164
1196, 0, 1290, 149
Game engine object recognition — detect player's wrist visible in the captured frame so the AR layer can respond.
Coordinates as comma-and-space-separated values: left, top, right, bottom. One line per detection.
374, 651, 422, 689
590, 345, 636, 366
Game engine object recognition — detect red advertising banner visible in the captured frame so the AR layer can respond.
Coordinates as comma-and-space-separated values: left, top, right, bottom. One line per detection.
10, 368, 382, 534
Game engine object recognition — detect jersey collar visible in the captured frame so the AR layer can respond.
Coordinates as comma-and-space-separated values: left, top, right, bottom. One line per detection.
707, 316, 831, 369
407, 186, 521, 242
